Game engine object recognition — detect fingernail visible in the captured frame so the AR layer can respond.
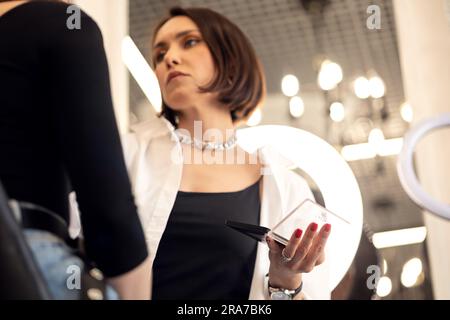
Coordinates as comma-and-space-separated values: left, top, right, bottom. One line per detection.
295, 228, 303, 238
324, 224, 331, 232
310, 223, 318, 232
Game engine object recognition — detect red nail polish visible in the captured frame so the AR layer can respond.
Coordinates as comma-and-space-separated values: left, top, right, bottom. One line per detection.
324, 224, 331, 232
295, 228, 303, 238
310, 223, 318, 232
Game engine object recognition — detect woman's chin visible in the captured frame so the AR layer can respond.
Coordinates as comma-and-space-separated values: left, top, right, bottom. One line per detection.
164, 95, 194, 111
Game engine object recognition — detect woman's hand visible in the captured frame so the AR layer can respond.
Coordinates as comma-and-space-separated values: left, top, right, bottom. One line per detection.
266, 222, 331, 289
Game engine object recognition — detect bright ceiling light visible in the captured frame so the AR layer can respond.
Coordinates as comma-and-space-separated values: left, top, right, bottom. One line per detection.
281, 74, 300, 97
382, 259, 388, 274
246, 108, 262, 126
341, 138, 403, 161
330, 102, 345, 122
377, 138, 403, 156
368, 128, 385, 153
369, 76, 386, 98
354, 76, 370, 99
376, 276, 392, 297
401, 102, 413, 123
401, 258, 423, 288
289, 96, 305, 118
318, 60, 343, 91
372, 227, 427, 249
341, 143, 377, 161
122, 36, 162, 112
368, 128, 385, 144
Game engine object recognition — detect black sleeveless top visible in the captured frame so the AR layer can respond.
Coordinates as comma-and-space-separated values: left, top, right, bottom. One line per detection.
152, 179, 261, 300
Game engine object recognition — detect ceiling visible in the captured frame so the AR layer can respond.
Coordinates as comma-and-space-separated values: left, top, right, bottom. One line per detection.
129, 0, 407, 139
128, 0, 431, 299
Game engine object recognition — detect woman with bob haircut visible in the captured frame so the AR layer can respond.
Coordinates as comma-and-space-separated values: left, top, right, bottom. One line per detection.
122, 6, 332, 300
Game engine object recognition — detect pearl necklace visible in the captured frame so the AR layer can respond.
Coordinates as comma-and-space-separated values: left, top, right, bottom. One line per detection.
175, 131, 237, 151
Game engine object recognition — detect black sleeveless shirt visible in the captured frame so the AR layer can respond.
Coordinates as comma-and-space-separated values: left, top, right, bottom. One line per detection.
152, 179, 261, 300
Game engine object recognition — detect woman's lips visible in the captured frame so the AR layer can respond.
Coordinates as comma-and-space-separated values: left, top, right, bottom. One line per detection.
167, 71, 189, 84
168, 74, 186, 83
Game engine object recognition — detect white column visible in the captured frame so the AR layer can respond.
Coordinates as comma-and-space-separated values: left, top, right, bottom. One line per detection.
73, 0, 129, 134
394, 0, 450, 299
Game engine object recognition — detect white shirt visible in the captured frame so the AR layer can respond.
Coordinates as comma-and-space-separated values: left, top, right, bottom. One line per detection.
119, 116, 331, 300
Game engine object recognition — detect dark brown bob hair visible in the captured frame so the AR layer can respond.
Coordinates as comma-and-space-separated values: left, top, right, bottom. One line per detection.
151, 7, 266, 127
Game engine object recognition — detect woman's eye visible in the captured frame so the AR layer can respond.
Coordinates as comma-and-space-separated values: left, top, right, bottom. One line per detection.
155, 51, 165, 63
185, 38, 199, 47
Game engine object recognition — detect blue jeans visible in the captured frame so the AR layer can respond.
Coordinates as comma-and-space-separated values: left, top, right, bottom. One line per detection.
24, 229, 118, 300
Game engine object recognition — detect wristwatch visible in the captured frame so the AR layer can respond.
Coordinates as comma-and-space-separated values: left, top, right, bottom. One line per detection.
268, 280, 303, 300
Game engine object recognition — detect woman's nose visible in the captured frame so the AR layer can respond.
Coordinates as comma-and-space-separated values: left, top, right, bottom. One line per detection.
164, 48, 181, 68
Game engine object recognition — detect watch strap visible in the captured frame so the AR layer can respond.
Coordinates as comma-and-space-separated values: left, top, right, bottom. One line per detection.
266, 274, 303, 299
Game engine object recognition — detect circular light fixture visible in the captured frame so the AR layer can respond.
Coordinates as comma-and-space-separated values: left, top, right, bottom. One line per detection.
397, 113, 450, 219
401, 102, 413, 123
369, 76, 386, 98
237, 125, 363, 291
281, 74, 300, 97
376, 276, 392, 297
401, 258, 423, 288
329, 102, 345, 122
289, 96, 305, 118
318, 60, 343, 91
354, 77, 370, 99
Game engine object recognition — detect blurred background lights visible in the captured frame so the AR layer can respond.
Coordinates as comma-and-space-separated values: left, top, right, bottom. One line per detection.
368, 128, 385, 150
122, 36, 162, 112
281, 74, 300, 97
318, 60, 343, 91
401, 258, 424, 288
401, 102, 414, 123
354, 76, 370, 99
369, 76, 386, 98
376, 276, 392, 297
383, 259, 388, 274
372, 227, 427, 249
289, 96, 305, 118
329, 102, 345, 122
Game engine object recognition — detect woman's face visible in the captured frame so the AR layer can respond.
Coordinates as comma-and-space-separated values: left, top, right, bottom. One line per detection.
152, 16, 216, 111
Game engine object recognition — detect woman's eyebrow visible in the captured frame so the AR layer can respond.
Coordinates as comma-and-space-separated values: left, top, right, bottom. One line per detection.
153, 29, 199, 50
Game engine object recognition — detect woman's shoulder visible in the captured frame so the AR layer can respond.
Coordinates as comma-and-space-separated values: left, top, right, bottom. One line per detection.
6, 1, 91, 24
10, 1, 101, 40
128, 115, 173, 138
24, 1, 75, 13
122, 116, 174, 152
